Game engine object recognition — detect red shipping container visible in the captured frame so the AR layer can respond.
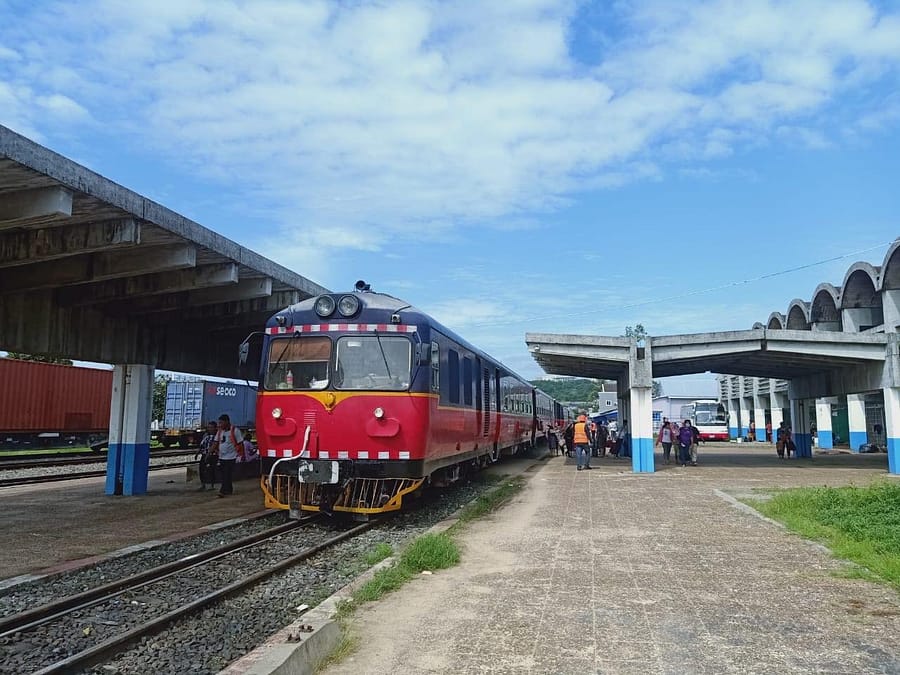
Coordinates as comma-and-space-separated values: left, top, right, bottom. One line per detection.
0, 359, 113, 434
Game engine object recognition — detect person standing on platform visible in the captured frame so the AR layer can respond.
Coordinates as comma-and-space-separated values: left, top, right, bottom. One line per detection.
597, 422, 609, 458
765, 421, 773, 443
573, 415, 592, 471
748, 421, 756, 442
689, 421, 701, 466
563, 422, 575, 458
656, 420, 674, 464
212, 413, 243, 497
195, 421, 218, 491
677, 420, 694, 467
547, 424, 560, 456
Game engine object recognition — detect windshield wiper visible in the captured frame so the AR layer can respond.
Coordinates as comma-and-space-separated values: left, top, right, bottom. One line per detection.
269, 333, 299, 385
373, 330, 393, 379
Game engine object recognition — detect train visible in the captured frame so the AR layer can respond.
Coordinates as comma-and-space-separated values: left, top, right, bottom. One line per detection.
248, 282, 570, 517
0, 359, 113, 449
161, 379, 256, 448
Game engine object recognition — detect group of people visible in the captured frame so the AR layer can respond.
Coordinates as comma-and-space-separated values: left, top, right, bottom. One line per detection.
655, 418, 701, 466
195, 413, 259, 497
547, 416, 631, 470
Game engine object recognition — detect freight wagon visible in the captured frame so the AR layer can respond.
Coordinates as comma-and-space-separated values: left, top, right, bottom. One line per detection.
162, 379, 257, 448
0, 359, 113, 449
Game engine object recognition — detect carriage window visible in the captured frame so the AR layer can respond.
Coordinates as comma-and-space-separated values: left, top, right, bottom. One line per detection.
430, 342, 440, 392
448, 349, 460, 404
265, 336, 331, 391
463, 357, 473, 406
334, 336, 411, 391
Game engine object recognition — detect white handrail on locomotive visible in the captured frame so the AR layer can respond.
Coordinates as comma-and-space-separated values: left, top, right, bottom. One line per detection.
679, 399, 728, 441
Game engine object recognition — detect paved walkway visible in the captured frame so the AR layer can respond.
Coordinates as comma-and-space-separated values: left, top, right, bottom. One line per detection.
324, 447, 900, 674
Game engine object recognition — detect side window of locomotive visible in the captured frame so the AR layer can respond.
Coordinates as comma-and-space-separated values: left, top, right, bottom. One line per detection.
334, 336, 412, 391
447, 349, 460, 404
430, 341, 440, 392
265, 336, 331, 391
462, 357, 473, 406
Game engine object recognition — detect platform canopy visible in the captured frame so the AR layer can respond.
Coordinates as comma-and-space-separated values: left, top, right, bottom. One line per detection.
0, 124, 328, 377
526, 329, 892, 400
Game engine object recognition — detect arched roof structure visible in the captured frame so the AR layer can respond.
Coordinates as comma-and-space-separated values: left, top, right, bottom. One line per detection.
841, 263, 881, 310
810, 283, 842, 328
785, 300, 811, 330
767, 312, 785, 329
881, 241, 900, 291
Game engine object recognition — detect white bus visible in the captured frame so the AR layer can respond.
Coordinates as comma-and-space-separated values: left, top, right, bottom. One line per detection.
679, 399, 729, 441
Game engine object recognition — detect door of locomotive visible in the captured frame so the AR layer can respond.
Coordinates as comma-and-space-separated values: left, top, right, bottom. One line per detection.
476, 357, 483, 438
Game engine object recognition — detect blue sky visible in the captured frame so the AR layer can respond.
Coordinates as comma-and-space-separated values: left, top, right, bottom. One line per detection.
2, 0, 899, 382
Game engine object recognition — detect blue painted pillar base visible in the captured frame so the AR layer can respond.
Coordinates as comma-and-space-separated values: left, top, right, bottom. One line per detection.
729, 427, 738, 439
817, 430, 833, 450
632, 437, 655, 473
105, 443, 151, 495
888, 438, 900, 475
849, 431, 868, 452
794, 433, 813, 458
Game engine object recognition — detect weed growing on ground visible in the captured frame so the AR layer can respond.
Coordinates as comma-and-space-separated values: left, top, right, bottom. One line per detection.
321, 475, 527, 669
454, 476, 526, 526
363, 542, 393, 566
749, 482, 900, 589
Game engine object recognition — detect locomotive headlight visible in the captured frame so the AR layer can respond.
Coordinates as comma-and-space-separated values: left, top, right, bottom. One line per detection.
373, 407, 385, 419
337, 294, 360, 317
272, 407, 283, 419
314, 295, 336, 317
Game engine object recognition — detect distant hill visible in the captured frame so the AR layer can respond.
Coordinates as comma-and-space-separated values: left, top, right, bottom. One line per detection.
530, 378, 604, 404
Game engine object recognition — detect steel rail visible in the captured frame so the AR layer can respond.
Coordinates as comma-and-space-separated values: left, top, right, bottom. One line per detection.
32, 521, 373, 675
0, 461, 196, 488
0, 517, 313, 638
0, 450, 195, 471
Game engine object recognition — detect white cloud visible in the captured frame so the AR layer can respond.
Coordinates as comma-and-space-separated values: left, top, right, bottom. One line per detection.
1, 0, 899, 272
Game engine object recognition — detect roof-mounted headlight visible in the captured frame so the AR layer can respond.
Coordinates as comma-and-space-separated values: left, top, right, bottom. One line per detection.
314, 295, 336, 318
337, 294, 360, 317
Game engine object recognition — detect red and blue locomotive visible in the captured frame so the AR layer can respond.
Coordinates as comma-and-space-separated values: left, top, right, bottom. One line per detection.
252, 282, 563, 516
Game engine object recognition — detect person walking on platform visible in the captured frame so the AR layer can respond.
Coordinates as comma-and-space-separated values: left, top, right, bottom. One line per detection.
677, 420, 694, 467
212, 413, 243, 497
195, 421, 218, 491
656, 420, 674, 464
573, 414, 592, 471
597, 422, 609, 458
689, 421, 701, 466
547, 424, 560, 456
563, 422, 575, 458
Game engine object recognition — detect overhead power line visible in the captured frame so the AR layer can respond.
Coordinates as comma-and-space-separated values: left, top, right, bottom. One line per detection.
472, 238, 897, 328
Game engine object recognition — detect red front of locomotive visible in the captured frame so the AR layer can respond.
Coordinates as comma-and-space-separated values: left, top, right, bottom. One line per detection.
257, 292, 435, 515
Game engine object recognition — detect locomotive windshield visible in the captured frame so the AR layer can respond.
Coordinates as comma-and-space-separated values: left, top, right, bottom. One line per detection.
264, 336, 331, 391
334, 336, 411, 391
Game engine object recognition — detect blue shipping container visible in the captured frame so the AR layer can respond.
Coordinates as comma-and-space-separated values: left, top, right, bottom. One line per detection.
163, 380, 257, 432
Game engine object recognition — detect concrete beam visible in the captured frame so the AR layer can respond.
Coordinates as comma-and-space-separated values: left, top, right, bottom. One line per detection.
0, 186, 73, 227
0, 218, 139, 268
56, 263, 239, 306
0, 256, 92, 293
105, 277, 274, 315
92, 244, 196, 280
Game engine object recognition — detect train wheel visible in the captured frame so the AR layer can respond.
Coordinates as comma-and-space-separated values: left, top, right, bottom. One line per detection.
162, 439, 174, 449
179, 437, 190, 449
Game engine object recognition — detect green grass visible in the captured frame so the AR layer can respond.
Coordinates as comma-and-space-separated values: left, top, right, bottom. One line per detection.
750, 482, 900, 588
363, 542, 393, 566
454, 476, 526, 525
321, 475, 527, 670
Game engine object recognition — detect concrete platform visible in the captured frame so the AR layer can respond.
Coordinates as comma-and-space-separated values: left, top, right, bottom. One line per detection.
321, 445, 900, 674
0, 466, 270, 580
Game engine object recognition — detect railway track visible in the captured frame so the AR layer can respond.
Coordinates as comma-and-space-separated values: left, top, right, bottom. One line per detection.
0, 450, 195, 471
0, 460, 195, 489
0, 516, 373, 674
